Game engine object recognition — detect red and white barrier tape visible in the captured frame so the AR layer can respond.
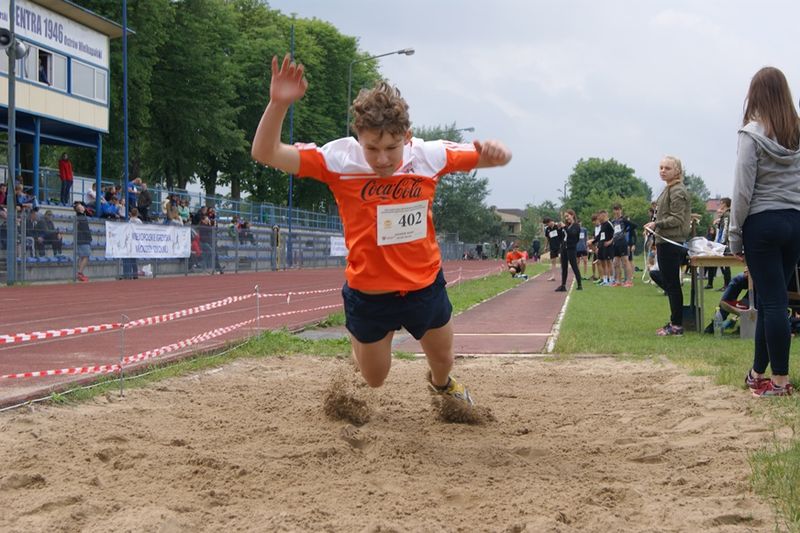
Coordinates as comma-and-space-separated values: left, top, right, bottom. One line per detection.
0, 324, 121, 345
122, 293, 255, 329
0, 292, 258, 346
0, 303, 342, 380
1, 273, 498, 348
0, 363, 121, 380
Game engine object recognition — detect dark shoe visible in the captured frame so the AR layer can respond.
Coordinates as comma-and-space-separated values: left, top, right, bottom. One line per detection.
656, 323, 684, 336
704, 284, 713, 290
554, 285, 567, 292
576, 285, 583, 291
745, 370, 770, 393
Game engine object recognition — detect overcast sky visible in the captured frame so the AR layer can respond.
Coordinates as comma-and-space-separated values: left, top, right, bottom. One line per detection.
265, 0, 800, 208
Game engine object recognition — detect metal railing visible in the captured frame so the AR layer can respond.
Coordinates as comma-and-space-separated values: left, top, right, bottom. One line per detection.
8, 165, 343, 233
0, 213, 349, 283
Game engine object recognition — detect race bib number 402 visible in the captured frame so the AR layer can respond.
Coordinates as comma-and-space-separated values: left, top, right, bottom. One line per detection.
377, 200, 428, 246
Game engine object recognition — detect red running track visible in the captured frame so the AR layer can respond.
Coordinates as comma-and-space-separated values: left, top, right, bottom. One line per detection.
0, 261, 500, 407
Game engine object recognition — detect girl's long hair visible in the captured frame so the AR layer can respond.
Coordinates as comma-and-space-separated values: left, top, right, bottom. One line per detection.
743, 67, 800, 150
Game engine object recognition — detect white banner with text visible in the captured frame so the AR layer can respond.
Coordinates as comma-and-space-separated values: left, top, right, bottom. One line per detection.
105, 222, 191, 259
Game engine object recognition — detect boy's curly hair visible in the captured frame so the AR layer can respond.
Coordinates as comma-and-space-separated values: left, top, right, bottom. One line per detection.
351, 81, 410, 136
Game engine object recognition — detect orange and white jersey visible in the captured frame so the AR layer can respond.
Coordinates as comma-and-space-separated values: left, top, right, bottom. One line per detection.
297, 137, 479, 291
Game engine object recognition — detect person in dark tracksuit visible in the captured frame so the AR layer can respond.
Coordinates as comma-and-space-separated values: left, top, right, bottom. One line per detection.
556, 209, 582, 292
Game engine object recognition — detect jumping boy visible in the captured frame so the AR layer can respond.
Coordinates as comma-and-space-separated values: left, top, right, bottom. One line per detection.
251, 55, 511, 407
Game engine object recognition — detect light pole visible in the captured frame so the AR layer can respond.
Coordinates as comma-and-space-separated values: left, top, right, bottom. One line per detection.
3, 0, 30, 285
447, 126, 475, 141
346, 48, 414, 136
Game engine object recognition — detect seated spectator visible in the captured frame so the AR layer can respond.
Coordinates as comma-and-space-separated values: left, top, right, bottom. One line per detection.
100, 198, 123, 219
35, 209, 63, 256
506, 242, 528, 279
0, 208, 7, 250
24, 208, 42, 256
228, 215, 240, 243
0, 183, 7, 206
15, 184, 37, 210
178, 198, 191, 225
191, 205, 208, 226
207, 207, 217, 225
704, 270, 752, 334
238, 219, 256, 245
166, 206, 184, 226
85, 182, 98, 206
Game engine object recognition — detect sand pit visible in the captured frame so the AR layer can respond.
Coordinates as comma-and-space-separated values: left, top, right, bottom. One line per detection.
0, 355, 782, 531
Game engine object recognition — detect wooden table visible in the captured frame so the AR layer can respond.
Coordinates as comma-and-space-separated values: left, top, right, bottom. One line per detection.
688, 255, 748, 333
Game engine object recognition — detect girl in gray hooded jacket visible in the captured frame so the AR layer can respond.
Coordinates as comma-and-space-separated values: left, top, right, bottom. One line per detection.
731, 66, 800, 397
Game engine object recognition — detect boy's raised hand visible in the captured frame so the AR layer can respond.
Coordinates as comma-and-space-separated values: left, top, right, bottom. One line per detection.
270, 54, 308, 106
474, 140, 512, 168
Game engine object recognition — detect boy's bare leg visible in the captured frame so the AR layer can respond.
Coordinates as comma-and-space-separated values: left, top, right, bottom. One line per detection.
350, 332, 394, 388
419, 321, 455, 387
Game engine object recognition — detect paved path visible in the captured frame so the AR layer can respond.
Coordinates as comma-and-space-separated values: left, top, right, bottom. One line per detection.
394, 272, 572, 356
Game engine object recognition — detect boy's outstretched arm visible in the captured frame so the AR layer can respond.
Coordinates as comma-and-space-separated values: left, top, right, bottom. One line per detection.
251, 54, 308, 174
473, 140, 512, 168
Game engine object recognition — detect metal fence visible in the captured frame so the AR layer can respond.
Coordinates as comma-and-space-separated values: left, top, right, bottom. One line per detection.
0, 211, 473, 284
10, 164, 343, 233
0, 214, 347, 284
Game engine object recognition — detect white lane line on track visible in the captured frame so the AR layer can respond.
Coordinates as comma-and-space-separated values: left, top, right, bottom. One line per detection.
453, 333, 551, 337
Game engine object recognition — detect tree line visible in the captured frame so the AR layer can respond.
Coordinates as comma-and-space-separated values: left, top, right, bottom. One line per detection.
51, 0, 382, 213
22, 0, 713, 247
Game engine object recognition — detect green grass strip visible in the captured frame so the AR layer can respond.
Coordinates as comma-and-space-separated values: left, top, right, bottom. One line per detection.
555, 273, 800, 529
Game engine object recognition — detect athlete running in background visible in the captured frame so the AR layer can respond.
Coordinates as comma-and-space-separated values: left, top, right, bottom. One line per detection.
251, 55, 512, 407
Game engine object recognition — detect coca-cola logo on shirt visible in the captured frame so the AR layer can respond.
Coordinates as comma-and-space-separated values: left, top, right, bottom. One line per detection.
360, 177, 424, 201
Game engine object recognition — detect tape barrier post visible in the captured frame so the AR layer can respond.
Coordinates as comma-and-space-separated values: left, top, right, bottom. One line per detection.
255, 285, 260, 332
119, 314, 128, 398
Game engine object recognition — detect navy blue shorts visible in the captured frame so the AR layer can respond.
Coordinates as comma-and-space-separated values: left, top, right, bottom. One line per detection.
613, 241, 629, 258
342, 269, 452, 344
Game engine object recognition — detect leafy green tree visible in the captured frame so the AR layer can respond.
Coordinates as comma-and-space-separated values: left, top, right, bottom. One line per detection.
416, 124, 501, 242
70, 0, 174, 184
149, 0, 244, 191
413, 123, 469, 143
684, 173, 710, 202
520, 200, 560, 243
226, 8, 381, 211
566, 158, 652, 214
432, 171, 501, 243
680, 173, 713, 235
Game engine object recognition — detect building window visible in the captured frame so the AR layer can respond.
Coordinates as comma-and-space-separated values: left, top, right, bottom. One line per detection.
51, 54, 67, 91
38, 50, 51, 85
71, 59, 107, 104
95, 69, 106, 102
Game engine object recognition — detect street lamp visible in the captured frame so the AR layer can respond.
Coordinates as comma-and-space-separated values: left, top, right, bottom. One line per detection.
346, 47, 414, 136
3, 0, 31, 285
444, 126, 475, 142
